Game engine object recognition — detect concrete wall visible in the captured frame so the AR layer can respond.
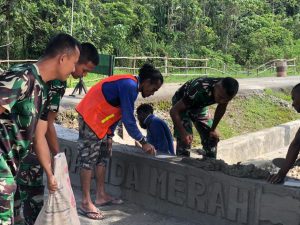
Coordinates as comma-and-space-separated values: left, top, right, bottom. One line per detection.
218, 120, 300, 164
57, 125, 300, 225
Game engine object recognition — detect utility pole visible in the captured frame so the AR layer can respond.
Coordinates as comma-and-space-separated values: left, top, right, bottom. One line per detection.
70, 0, 74, 35
6, 0, 10, 67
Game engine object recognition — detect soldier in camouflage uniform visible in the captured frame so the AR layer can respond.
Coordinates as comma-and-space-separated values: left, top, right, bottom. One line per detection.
170, 77, 239, 158
0, 64, 47, 225
14, 43, 99, 225
0, 33, 80, 225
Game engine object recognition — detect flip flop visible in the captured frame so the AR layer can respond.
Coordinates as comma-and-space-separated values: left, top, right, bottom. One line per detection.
95, 198, 124, 207
111, 198, 124, 205
95, 199, 113, 207
78, 208, 104, 220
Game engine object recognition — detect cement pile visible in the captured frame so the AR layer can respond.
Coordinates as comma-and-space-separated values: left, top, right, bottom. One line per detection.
182, 157, 270, 179
244, 159, 300, 180
287, 166, 300, 180
56, 109, 79, 130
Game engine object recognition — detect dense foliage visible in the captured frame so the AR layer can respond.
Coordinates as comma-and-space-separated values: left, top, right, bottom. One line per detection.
1, 0, 300, 66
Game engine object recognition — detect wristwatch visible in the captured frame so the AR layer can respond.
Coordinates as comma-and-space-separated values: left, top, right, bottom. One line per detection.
107, 134, 114, 139
139, 137, 148, 145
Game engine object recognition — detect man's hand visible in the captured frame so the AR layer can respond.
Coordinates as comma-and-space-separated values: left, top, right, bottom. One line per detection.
209, 129, 220, 140
267, 169, 287, 184
181, 131, 193, 145
47, 175, 58, 193
107, 137, 113, 157
142, 143, 156, 155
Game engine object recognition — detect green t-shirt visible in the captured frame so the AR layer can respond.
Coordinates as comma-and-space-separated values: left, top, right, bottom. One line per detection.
0, 64, 47, 176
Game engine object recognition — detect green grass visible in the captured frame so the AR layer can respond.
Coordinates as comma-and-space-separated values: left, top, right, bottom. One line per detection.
216, 94, 299, 140
264, 88, 292, 101
68, 67, 299, 87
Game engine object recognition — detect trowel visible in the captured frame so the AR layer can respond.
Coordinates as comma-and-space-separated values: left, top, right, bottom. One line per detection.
272, 158, 300, 187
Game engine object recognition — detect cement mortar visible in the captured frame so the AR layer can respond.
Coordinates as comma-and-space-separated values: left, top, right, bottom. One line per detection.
182, 158, 270, 179
288, 166, 300, 180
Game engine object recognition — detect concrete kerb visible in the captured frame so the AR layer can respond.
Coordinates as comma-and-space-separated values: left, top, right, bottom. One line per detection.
217, 120, 300, 164
56, 124, 300, 225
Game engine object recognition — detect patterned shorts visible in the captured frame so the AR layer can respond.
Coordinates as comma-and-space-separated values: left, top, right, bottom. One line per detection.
77, 116, 110, 170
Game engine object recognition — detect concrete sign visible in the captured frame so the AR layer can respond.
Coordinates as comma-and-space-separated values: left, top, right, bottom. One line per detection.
57, 125, 300, 225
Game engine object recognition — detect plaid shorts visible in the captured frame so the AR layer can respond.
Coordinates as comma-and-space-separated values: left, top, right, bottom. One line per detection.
77, 116, 110, 170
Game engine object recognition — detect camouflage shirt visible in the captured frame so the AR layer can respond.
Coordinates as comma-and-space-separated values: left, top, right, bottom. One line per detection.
40, 80, 67, 121
0, 64, 47, 175
173, 77, 221, 109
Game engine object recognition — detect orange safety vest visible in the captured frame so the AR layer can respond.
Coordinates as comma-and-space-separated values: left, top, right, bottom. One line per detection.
76, 74, 138, 139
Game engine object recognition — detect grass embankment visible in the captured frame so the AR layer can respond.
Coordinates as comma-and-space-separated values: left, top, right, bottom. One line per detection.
152, 89, 300, 146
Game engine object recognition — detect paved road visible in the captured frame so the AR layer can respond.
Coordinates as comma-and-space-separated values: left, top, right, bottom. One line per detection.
61, 76, 300, 109
72, 188, 197, 225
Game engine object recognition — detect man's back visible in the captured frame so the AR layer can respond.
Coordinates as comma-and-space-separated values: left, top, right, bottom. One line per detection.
173, 77, 221, 109
145, 114, 175, 155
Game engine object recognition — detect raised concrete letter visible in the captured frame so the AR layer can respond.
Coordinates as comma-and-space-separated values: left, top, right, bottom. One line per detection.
125, 163, 139, 191
227, 186, 249, 223
168, 172, 186, 205
110, 159, 125, 186
187, 176, 206, 212
208, 183, 226, 218
149, 167, 168, 199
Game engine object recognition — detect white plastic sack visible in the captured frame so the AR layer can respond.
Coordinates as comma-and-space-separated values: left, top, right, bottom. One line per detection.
34, 153, 80, 225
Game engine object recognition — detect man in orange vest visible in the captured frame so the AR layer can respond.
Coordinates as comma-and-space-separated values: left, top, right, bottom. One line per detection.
76, 63, 163, 220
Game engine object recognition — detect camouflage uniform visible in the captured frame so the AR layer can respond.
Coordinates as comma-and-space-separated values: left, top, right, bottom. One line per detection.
77, 116, 110, 170
14, 80, 66, 225
0, 64, 47, 224
172, 77, 221, 158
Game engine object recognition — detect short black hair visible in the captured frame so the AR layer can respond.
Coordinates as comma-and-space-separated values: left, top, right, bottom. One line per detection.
139, 63, 164, 85
42, 33, 81, 58
221, 77, 239, 97
78, 42, 99, 66
292, 83, 300, 94
136, 103, 154, 116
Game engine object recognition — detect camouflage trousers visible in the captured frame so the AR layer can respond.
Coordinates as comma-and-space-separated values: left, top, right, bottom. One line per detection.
0, 154, 17, 225
172, 98, 218, 158
78, 116, 110, 170
14, 149, 44, 225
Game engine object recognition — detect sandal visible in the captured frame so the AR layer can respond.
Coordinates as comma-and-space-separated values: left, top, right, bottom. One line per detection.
78, 208, 104, 220
95, 197, 124, 207
94, 199, 113, 207
111, 198, 124, 205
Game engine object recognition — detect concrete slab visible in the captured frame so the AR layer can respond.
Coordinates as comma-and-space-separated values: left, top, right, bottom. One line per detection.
57, 125, 300, 225
41, 181, 196, 225
218, 120, 300, 164
74, 187, 197, 225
